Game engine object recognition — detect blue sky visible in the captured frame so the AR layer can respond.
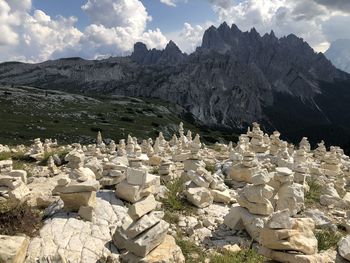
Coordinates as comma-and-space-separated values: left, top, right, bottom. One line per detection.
1, 0, 350, 62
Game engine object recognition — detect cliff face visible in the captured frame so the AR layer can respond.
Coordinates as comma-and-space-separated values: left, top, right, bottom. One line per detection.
1, 23, 350, 146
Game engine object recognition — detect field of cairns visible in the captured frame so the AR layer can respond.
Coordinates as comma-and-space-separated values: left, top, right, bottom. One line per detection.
0, 122, 350, 263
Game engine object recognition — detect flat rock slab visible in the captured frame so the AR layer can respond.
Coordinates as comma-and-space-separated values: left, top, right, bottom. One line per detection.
25, 190, 127, 263
0, 235, 29, 263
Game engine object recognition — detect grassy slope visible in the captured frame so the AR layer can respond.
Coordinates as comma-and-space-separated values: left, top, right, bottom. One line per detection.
0, 86, 234, 145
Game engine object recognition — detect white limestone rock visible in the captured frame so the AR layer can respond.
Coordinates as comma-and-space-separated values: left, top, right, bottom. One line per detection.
0, 235, 29, 263
338, 235, 350, 261
128, 195, 157, 220
125, 220, 169, 257
185, 186, 213, 208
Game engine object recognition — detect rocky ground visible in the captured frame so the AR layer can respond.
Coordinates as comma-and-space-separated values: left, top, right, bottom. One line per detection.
0, 122, 350, 263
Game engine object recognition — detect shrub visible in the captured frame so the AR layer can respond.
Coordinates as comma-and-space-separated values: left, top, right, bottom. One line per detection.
315, 229, 343, 251
161, 179, 193, 213
0, 201, 43, 237
305, 178, 322, 206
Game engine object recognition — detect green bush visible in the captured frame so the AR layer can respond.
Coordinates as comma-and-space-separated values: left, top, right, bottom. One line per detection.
161, 179, 194, 214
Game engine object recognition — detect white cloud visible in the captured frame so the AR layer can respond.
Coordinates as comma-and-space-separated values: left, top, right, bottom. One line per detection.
160, 0, 176, 7
208, 0, 350, 52
0, 0, 168, 62
166, 22, 213, 53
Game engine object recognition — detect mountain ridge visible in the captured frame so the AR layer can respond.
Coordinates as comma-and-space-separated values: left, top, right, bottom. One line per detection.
0, 22, 350, 150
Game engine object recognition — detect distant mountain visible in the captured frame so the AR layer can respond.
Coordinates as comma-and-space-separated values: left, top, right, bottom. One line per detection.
325, 39, 350, 74
1, 22, 350, 150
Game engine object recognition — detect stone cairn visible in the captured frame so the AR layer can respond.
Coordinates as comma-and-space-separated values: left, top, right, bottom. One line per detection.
0, 159, 29, 204
25, 138, 45, 161
247, 122, 269, 153
229, 150, 260, 184
258, 210, 327, 263
113, 166, 170, 261
182, 134, 232, 207
53, 149, 100, 221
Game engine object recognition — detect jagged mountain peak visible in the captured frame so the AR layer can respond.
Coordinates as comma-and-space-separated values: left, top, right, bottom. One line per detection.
130, 40, 186, 65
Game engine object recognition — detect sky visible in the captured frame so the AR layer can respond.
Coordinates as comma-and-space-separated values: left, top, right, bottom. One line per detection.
1, 0, 350, 62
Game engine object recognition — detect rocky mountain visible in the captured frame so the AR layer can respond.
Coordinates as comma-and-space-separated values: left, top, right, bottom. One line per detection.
1, 22, 350, 149
325, 39, 350, 74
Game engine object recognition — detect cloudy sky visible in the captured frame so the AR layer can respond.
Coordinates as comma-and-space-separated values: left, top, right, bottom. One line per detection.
0, 0, 349, 62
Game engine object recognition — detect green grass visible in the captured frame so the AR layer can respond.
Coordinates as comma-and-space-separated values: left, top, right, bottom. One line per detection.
0, 86, 238, 146
0, 151, 11, 161
315, 229, 344, 251
175, 238, 206, 263
161, 179, 194, 214
210, 249, 265, 263
305, 178, 322, 206
163, 210, 180, 224
38, 149, 69, 166
150, 166, 159, 175
12, 161, 33, 177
